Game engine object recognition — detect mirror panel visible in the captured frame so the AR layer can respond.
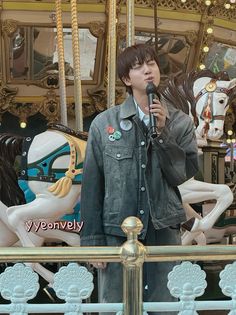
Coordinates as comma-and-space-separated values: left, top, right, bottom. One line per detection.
204, 42, 236, 79
119, 30, 191, 79
7, 25, 99, 84
10, 26, 28, 80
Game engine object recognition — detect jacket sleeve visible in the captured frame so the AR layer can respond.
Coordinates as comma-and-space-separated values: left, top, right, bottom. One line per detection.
153, 111, 199, 187
80, 121, 106, 246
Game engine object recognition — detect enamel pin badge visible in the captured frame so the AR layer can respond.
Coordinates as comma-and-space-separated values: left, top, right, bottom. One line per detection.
107, 125, 122, 142
120, 119, 132, 131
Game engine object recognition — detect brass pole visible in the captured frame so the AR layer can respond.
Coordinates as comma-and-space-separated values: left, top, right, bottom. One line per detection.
154, 0, 158, 53
55, 0, 68, 126
121, 217, 146, 315
107, 0, 116, 108
1, 239, 236, 263
70, 0, 83, 131
194, 5, 212, 69
230, 141, 234, 177
126, 0, 135, 47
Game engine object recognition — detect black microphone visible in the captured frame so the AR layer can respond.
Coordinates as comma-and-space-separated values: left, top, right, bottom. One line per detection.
146, 82, 160, 138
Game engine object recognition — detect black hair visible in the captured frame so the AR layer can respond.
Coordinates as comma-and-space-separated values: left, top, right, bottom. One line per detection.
117, 44, 159, 94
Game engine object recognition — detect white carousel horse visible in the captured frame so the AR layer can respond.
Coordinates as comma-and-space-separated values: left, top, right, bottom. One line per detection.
162, 70, 236, 245
199, 185, 236, 244
0, 124, 87, 284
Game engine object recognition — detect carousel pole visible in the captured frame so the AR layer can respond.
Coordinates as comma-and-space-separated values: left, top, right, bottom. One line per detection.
153, 0, 158, 53
55, 0, 68, 126
107, 0, 116, 108
126, 0, 135, 47
70, 0, 83, 131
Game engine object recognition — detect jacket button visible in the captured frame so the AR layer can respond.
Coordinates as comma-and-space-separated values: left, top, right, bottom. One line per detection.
140, 210, 144, 215
140, 187, 146, 192
141, 141, 145, 146
116, 153, 121, 158
159, 139, 163, 144
141, 164, 146, 169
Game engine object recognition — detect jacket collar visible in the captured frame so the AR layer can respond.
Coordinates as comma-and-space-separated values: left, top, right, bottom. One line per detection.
120, 95, 137, 120
119, 94, 170, 120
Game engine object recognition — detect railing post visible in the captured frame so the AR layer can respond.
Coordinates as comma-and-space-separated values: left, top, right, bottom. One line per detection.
120, 216, 146, 315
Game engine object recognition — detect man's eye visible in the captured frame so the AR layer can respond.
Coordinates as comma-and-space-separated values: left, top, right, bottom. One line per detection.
132, 64, 141, 69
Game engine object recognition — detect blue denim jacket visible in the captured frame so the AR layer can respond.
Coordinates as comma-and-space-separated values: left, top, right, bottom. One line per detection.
80, 96, 199, 246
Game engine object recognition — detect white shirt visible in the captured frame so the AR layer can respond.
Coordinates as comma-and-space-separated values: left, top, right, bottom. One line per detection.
133, 97, 150, 126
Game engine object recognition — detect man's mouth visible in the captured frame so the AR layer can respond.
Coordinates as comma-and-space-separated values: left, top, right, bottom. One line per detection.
146, 77, 154, 82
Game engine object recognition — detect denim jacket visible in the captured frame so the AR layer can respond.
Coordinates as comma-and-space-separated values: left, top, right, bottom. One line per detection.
80, 95, 199, 246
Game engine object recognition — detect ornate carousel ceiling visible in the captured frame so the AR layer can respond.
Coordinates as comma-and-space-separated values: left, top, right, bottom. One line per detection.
0, 0, 235, 132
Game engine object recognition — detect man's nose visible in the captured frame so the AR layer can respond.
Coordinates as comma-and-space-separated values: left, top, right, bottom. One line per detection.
143, 63, 151, 74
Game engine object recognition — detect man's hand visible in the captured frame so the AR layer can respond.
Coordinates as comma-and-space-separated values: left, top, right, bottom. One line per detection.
90, 262, 107, 269
146, 98, 166, 129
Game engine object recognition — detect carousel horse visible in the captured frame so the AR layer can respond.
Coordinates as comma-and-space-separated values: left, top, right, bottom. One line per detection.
0, 124, 87, 284
162, 69, 236, 245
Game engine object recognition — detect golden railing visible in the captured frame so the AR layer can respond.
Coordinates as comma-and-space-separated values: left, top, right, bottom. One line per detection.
1, 216, 236, 315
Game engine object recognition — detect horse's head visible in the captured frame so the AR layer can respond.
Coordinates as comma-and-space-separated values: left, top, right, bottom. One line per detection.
193, 76, 236, 141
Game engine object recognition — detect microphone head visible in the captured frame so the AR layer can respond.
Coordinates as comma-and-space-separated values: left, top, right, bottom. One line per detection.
146, 82, 157, 95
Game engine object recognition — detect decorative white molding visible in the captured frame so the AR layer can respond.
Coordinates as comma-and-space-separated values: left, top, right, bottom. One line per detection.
0, 263, 39, 302
220, 261, 236, 315
167, 261, 207, 315
0, 261, 236, 314
53, 263, 94, 302
0, 263, 39, 315
220, 261, 236, 297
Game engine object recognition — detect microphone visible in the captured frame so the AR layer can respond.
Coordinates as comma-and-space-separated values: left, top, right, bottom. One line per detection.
146, 82, 160, 138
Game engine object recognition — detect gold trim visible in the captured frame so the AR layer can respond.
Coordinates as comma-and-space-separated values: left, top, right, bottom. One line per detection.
126, 0, 135, 47
1, 93, 96, 121
2, 2, 105, 12
14, 96, 75, 102
70, 0, 83, 130
3, 21, 103, 87
0, 83, 18, 112
107, 0, 117, 108
48, 132, 85, 197
0, 241, 236, 262
214, 17, 236, 30
41, 90, 59, 123
121, 7, 202, 22
89, 21, 105, 37
2, 19, 18, 36
55, 0, 68, 126
121, 217, 145, 315
2, 1, 235, 28
9, 102, 40, 123
205, 81, 217, 92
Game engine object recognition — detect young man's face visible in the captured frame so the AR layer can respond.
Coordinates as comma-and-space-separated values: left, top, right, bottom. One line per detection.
123, 58, 160, 95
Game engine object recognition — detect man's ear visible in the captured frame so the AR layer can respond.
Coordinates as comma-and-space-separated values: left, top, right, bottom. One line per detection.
122, 76, 131, 86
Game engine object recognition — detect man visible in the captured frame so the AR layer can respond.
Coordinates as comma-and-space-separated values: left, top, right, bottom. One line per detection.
80, 44, 199, 314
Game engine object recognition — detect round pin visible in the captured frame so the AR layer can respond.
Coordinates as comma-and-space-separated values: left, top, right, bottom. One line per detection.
120, 119, 132, 131
113, 130, 122, 140
108, 134, 115, 142
107, 126, 115, 134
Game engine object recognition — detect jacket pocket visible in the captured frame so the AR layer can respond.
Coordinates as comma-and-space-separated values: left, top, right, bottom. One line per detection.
105, 145, 134, 160
166, 185, 183, 216
103, 145, 136, 216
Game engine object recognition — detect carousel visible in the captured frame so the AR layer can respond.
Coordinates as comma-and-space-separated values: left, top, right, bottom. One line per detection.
0, 0, 236, 312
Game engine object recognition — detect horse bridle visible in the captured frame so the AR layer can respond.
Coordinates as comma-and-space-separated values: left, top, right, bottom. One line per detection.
194, 79, 230, 131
